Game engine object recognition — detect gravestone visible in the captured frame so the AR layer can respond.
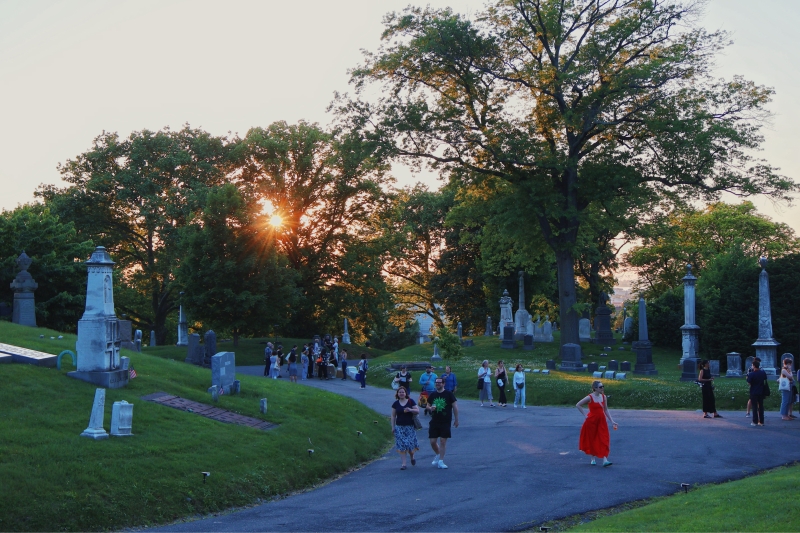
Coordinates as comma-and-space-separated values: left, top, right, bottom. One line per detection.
623, 317, 634, 340
608, 360, 618, 371
203, 330, 217, 367
745, 356, 754, 374
545, 359, 556, 370
592, 371, 603, 378
604, 370, 615, 380
620, 361, 631, 371
725, 352, 742, 377
542, 320, 554, 342
184, 333, 203, 366
150, 330, 156, 347
209, 351, 236, 395
110, 400, 134, 437
10, 252, 38, 327
260, 398, 267, 414
119, 320, 134, 351
501, 326, 515, 349
485, 316, 493, 336
680, 357, 699, 382
80, 388, 109, 440
615, 373, 627, 380
709, 360, 720, 377
210, 385, 219, 402
176, 305, 188, 346
587, 362, 599, 373
69, 247, 128, 389
533, 318, 545, 342
342, 318, 351, 344
752, 257, 778, 375
120, 356, 129, 370
523, 335, 534, 351
579, 318, 592, 343
526, 318, 534, 337
431, 340, 442, 361
134, 330, 142, 352
592, 293, 616, 345
633, 297, 658, 375
457, 321, 463, 339
559, 343, 584, 371
514, 271, 530, 341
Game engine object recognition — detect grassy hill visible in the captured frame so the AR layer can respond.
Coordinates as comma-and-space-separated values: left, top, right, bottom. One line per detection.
0, 322, 391, 531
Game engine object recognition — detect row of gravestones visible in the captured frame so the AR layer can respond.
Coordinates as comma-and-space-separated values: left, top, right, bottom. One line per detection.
679, 352, 795, 382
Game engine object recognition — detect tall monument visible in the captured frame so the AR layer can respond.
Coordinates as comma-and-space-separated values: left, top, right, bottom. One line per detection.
342, 318, 351, 344
514, 271, 530, 340
633, 298, 657, 375
680, 264, 700, 365
176, 300, 188, 347
498, 289, 513, 339
10, 251, 38, 327
68, 246, 129, 389
752, 256, 779, 375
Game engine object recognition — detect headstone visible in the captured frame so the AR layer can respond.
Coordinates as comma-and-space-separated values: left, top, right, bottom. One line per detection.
592, 293, 616, 345
209, 352, 236, 395
542, 320, 554, 343
176, 305, 188, 346
203, 330, 217, 367
587, 362, 599, 373
680, 264, 700, 365
579, 318, 592, 343
725, 352, 742, 377
744, 356, 754, 374
522, 335, 534, 351
260, 398, 267, 414
526, 318, 534, 337
68, 247, 129, 389
752, 256, 779, 374
457, 321, 463, 339
233, 379, 241, 394
501, 326, 515, 349
134, 330, 142, 352
431, 339, 442, 361
342, 318, 351, 344
80, 388, 109, 440
150, 330, 156, 347
559, 343, 584, 371
499, 289, 514, 334
709, 360, 720, 377
620, 361, 631, 371
10, 252, 38, 327
110, 400, 134, 437
545, 359, 556, 370
210, 385, 219, 402
623, 317, 634, 340
592, 371, 603, 379
184, 333, 203, 365
120, 356, 129, 370
599, 366, 606, 370
633, 297, 658, 375
615, 373, 627, 380
485, 316, 493, 336
608, 360, 619, 371
541, 369, 550, 375
118, 320, 133, 350
604, 370, 615, 380
533, 318, 545, 342
680, 357, 699, 382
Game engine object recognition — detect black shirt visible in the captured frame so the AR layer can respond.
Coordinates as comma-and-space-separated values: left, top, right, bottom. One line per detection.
392, 398, 417, 426
427, 390, 457, 424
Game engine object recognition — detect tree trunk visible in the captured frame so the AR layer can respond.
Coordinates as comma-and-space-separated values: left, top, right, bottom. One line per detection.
555, 249, 580, 348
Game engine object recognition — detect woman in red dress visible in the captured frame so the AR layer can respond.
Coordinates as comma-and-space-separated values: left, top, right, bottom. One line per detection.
576, 381, 618, 466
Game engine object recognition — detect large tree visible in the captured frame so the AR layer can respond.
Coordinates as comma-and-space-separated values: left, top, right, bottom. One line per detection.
38, 126, 233, 343
339, 0, 796, 356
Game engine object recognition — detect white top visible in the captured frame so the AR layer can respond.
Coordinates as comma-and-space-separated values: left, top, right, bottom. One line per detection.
478, 366, 492, 382
513, 371, 525, 387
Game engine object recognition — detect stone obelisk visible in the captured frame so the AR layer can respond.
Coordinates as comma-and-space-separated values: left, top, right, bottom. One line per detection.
514, 271, 530, 340
633, 298, 657, 375
679, 264, 700, 365
752, 256, 779, 375
176, 304, 188, 346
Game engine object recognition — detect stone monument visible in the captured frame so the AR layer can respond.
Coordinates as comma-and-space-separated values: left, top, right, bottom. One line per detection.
10, 251, 38, 327
485, 316, 493, 336
176, 303, 188, 346
68, 247, 128, 389
559, 343, 584, 371
80, 388, 109, 440
110, 400, 134, 437
499, 289, 513, 339
203, 330, 217, 368
431, 338, 442, 362
752, 257, 778, 375
184, 333, 203, 365
633, 298, 658, 375
342, 318, 351, 344
501, 326, 515, 349
150, 330, 156, 347
209, 352, 238, 395
457, 321, 463, 339
134, 329, 142, 352
514, 271, 530, 340
725, 352, 742, 377
680, 264, 700, 365
119, 320, 134, 351
623, 316, 634, 340
542, 318, 554, 342
680, 357, 698, 382
592, 292, 616, 345
578, 318, 592, 343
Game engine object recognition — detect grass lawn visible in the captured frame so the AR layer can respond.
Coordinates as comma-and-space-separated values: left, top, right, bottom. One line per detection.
0, 322, 391, 532
366, 333, 779, 411
556, 462, 800, 532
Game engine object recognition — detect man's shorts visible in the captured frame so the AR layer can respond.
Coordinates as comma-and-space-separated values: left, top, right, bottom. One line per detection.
428, 421, 451, 439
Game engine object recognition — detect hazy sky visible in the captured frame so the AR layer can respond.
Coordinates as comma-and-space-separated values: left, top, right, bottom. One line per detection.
1, 0, 798, 230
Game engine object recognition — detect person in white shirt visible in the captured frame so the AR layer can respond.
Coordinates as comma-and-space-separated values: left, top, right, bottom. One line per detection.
478, 360, 494, 407
513, 364, 526, 408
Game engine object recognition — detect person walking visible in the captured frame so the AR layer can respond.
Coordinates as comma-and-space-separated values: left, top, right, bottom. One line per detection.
698, 360, 722, 418
778, 357, 795, 421
391, 386, 420, 470
576, 381, 618, 467
478, 360, 494, 407
287, 345, 298, 383
513, 363, 526, 408
495, 360, 508, 407
274, 345, 284, 378
747, 359, 768, 426
340, 349, 348, 380
263, 342, 273, 377
442, 365, 457, 394
357, 354, 368, 389
300, 346, 309, 381
425, 377, 459, 469
419, 365, 437, 410
394, 365, 412, 393
269, 350, 279, 380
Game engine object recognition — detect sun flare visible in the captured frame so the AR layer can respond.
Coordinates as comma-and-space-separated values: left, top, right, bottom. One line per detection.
269, 214, 283, 228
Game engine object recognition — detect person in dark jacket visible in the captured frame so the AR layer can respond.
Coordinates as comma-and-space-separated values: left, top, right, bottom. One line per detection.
747, 359, 768, 426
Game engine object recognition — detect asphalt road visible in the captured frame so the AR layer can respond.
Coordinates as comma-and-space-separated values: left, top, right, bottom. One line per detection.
151, 367, 800, 532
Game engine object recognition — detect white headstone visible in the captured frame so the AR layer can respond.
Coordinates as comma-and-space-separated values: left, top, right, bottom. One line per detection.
110, 400, 134, 436
80, 388, 109, 440
579, 318, 591, 342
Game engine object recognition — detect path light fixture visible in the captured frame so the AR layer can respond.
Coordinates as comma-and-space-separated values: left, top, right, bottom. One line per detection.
202, 472, 210, 483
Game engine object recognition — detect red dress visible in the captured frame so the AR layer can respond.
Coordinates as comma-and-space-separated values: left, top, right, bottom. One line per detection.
579, 394, 610, 458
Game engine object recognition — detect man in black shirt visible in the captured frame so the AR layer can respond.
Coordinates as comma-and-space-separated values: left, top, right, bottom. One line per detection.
425, 377, 459, 469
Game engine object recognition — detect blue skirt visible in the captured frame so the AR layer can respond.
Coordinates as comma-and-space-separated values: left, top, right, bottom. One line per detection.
288, 363, 298, 376
394, 424, 420, 452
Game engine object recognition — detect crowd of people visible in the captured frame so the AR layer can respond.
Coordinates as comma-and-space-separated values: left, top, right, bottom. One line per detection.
263, 337, 369, 388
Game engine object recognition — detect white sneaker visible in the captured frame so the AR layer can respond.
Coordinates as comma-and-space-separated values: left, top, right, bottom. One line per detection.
522, 406, 527, 409
431, 455, 439, 466
437, 460, 448, 469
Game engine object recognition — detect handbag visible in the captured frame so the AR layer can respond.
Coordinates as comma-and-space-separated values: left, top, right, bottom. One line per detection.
412, 413, 423, 430
516, 382, 524, 389
763, 380, 771, 397
496, 378, 504, 387
477, 379, 484, 390
391, 380, 400, 390
779, 377, 791, 391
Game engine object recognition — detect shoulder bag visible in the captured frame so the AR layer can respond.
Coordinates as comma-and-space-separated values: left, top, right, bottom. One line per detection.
477, 378, 484, 390
779, 376, 791, 391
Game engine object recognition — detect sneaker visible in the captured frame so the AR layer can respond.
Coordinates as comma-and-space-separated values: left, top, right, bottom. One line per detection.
590, 459, 596, 465
513, 405, 517, 409
602, 461, 612, 467
437, 460, 448, 469
432, 455, 439, 466
522, 406, 527, 409
750, 422, 757, 426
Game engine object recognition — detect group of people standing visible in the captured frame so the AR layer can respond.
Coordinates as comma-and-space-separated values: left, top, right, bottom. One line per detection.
263, 339, 370, 388
477, 360, 527, 408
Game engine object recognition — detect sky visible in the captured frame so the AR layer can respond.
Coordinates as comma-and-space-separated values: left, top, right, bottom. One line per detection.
1, 0, 798, 231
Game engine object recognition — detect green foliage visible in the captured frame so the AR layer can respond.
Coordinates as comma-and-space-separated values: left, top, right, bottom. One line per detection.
646, 286, 686, 350
432, 323, 463, 360
0, 204, 94, 332
370, 320, 419, 352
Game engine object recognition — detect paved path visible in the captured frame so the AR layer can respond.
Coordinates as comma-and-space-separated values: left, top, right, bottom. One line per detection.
153, 367, 800, 532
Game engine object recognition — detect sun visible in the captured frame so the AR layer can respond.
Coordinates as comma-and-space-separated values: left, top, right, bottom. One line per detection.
269, 214, 283, 228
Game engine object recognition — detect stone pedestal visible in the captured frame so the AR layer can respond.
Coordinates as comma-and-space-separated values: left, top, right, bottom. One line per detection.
680, 325, 700, 365
592, 303, 616, 345
110, 401, 134, 437
725, 352, 742, 377
522, 335, 534, 351
680, 357, 700, 382
501, 326, 515, 349
10, 252, 38, 327
559, 343, 584, 371
633, 340, 658, 375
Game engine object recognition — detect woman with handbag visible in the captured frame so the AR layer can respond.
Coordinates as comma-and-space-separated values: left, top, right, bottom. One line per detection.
394, 365, 412, 393
778, 357, 795, 421
495, 360, 508, 407
513, 364, 526, 408
698, 360, 722, 418
391, 386, 420, 470
478, 360, 494, 407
